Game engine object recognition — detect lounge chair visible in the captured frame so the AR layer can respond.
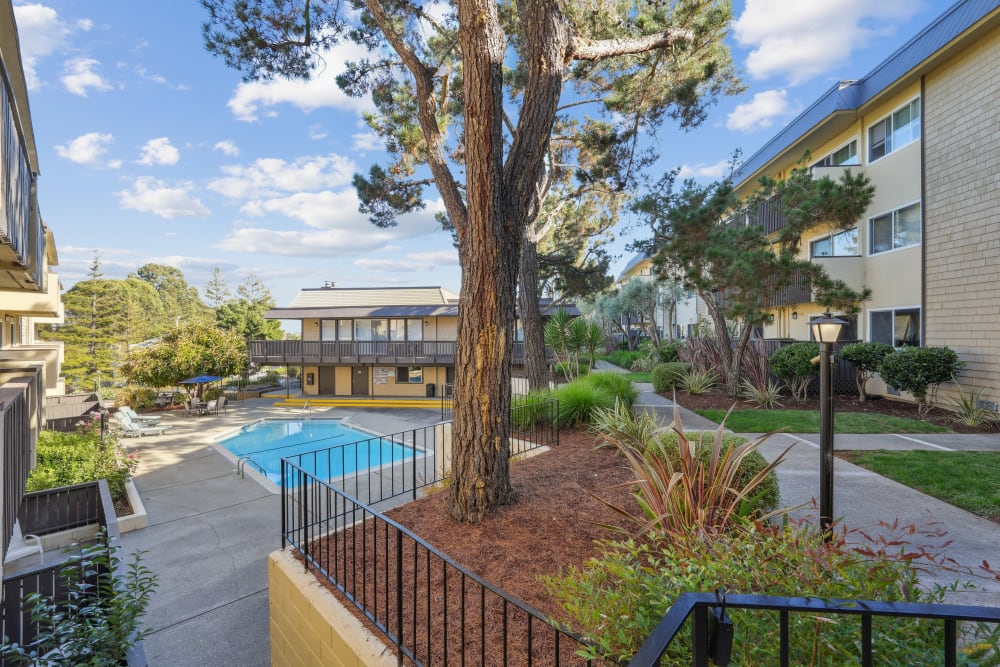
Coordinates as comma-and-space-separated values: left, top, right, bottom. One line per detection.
118, 406, 161, 424
116, 411, 171, 437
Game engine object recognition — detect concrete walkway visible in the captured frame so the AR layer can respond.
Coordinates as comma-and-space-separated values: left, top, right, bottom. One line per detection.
119, 399, 443, 666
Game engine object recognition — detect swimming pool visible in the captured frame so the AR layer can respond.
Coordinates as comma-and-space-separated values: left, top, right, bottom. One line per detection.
217, 419, 416, 485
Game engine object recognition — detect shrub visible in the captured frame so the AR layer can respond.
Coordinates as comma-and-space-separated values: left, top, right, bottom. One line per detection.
769, 342, 820, 401
592, 408, 788, 535
679, 369, 717, 395
628, 355, 657, 372
944, 384, 998, 429
579, 372, 638, 408
603, 349, 642, 370
655, 340, 683, 363
839, 342, 895, 401
879, 346, 965, 414
552, 382, 616, 427
740, 378, 783, 409
29, 423, 138, 501
652, 362, 690, 393
117, 385, 157, 409
544, 522, 1000, 665
1, 531, 157, 665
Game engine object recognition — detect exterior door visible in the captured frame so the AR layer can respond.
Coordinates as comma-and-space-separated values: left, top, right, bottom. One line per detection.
351, 366, 369, 396
318, 367, 335, 395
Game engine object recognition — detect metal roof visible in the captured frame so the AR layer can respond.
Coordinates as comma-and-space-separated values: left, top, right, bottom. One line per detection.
287, 286, 460, 309
734, 0, 1000, 186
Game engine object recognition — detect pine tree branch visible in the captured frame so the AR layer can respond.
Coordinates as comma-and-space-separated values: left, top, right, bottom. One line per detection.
569, 28, 694, 62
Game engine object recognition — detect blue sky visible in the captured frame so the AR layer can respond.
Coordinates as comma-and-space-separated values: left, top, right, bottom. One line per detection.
14, 0, 953, 309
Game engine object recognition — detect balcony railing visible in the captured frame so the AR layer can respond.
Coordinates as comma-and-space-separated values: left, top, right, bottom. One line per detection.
250, 340, 539, 366
1, 480, 119, 650
0, 52, 43, 291
629, 591, 1000, 666
725, 194, 787, 235
1, 370, 41, 560
717, 271, 812, 311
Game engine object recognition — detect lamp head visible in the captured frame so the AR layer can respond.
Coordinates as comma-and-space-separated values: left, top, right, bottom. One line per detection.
810, 312, 847, 344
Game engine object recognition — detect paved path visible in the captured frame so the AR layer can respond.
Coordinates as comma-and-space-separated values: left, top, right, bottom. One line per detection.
119, 399, 443, 666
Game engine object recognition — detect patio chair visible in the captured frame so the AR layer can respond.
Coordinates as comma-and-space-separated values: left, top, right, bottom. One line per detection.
118, 405, 161, 424
216, 396, 227, 414
201, 399, 218, 415
116, 411, 171, 436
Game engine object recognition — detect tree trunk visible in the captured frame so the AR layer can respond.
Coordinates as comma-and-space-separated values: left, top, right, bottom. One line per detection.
448, 0, 517, 523
730, 324, 754, 397
519, 237, 547, 391
701, 292, 735, 391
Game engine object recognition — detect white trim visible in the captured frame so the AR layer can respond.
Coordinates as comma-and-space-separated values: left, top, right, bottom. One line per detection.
867, 199, 922, 255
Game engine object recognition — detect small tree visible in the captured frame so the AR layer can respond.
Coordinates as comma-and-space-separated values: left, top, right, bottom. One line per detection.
121, 322, 248, 391
878, 347, 965, 415
770, 342, 820, 402
839, 342, 895, 402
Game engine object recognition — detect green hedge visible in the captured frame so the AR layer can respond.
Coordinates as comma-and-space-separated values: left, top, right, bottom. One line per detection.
652, 362, 691, 393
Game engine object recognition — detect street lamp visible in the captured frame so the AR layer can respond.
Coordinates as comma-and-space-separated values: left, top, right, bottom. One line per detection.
810, 311, 846, 540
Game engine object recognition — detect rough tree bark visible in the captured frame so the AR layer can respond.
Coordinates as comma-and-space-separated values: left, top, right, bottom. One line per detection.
518, 237, 548, 391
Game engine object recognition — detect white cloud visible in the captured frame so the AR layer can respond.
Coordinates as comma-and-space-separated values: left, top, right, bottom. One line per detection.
137, 137, 180, 165
734, 0, 920, 83
117, 177, 209, 219
54, 131, 113, 164
308, 124, 328, 140
226, 42, 374, 121
61, 57, 112, 96
75, 18, 93, 30
216, 226, 401, 257
726, 89, 790, 133
677, 159, 732, 180
12, 3, 72, 88
134, 65, 187, 90
213, 140, 240, 156
352, 132, 382, 151
355, 249, 459, 272
208, 154, 356, 200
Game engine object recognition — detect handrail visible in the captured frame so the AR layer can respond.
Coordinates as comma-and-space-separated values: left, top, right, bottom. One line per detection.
629, 592, 1000, 667
236, 455, 268, 479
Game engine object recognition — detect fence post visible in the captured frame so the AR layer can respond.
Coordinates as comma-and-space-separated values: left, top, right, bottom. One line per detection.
301, 470, 308, 572
412, 430, 418, 500
396, 527, 404, 665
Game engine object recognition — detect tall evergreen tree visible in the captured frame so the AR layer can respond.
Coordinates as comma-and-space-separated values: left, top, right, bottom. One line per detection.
204, 268, 232, 308
202, 0, 741, 522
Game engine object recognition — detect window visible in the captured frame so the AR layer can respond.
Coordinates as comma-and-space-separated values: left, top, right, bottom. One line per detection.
869, 203, 920, 254
337, 319, 353, 340
356, 319, 387, 341
389, 319, 425, 341
320, 320, 337, 341
396, 366, 423, 384
870, 308, 920, 347
813, 140, 858, 167
868, 98, 920, 162
810, 227, 858, 257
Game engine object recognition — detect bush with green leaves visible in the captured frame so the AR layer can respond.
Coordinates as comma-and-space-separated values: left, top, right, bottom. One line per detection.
740, 378, 783, 409
839, 341, 895, 401
679, 369, 717, 395
769, 342, 820, 401
544, 522, 1000, 665
656, 340, 683, 364
1, 533, 157, 666
652, 362, 691, 393
878, 346, 965, 414
944, 383, 998, 429
602, 349, 642, 370
510, 392, 557, 429
116, 385, 157, 410
29, 422, 138, 502
580, 372, 638, 408
552, 381, 617, 427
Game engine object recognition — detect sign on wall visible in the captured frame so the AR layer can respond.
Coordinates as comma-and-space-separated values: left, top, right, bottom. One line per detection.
374, 367, 391, 385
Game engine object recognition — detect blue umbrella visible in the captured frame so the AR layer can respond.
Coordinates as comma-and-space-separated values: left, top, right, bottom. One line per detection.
179, 375, 223, 384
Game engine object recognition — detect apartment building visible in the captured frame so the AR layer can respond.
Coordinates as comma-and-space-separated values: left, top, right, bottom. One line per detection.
731, 0, 1000, 403
617, 253, 704, 340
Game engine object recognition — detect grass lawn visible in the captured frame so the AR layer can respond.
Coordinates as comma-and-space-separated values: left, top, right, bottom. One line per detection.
844, 450, 1000, 520
622, 371, 651, 383
695, 409, 951, 434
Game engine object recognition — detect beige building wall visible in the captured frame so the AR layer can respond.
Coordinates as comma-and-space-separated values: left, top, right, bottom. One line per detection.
923, 26, 1000, 404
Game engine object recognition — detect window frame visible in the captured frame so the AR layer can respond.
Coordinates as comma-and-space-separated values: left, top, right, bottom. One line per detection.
809, 226, 859, 258
813, 139, 859, 168
868, 201, 921, 255
869, 306, 921, 348
868, 97, 921, 164
395, 366, 424, 384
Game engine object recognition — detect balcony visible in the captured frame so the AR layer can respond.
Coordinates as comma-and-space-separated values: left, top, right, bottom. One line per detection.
1, 268, 60, 316
0, 342, 65, 394
0, 57, 44, 292
249, 339, 458, 366
717, 271, 812, 311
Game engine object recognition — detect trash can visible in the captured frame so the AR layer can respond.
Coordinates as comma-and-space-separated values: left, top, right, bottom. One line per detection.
426, 383, 436, 397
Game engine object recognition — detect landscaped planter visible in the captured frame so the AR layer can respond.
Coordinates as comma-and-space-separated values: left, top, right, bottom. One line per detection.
117, 479, 148, 533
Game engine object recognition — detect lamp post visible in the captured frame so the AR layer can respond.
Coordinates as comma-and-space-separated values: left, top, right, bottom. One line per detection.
810, 312, 846, 540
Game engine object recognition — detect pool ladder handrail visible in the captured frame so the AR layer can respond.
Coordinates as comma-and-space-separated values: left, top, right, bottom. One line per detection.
236, 455, 268, 479
301, 401, 311, 419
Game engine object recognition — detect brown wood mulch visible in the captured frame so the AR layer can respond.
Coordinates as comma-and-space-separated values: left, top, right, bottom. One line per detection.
302, 428, 639, 665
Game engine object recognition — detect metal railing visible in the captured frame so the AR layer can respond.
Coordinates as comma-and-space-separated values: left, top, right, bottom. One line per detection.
279, 395, 572, 664
249, 340, 545, 367
629, 592, 1000, 667
1, 373, 39, 560
1, 479, 119, 649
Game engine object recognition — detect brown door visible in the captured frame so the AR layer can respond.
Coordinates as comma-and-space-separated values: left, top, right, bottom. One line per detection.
351, 366, 369, 396
318, 367, 335, 395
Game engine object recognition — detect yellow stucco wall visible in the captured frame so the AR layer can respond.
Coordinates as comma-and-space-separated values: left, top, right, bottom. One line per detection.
269, 549, 395, 667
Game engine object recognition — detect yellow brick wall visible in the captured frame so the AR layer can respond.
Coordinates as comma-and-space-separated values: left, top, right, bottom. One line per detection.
923, 25, 1000, 404
269, 549, 396, 667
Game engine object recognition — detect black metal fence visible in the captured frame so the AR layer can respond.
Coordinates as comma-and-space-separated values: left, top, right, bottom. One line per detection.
628, 592, 1000, 667
279, 395, 579, 664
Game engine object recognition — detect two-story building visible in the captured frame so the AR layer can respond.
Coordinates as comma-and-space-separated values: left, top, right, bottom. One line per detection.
616, 253, 704, 340
731, 0, 1000, 403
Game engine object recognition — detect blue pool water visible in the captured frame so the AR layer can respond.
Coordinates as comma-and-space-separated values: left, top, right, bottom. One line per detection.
217, 419, 414, 484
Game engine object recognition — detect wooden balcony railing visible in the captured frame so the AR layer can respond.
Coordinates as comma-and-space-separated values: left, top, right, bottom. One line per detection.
717, 270, 812, 311
1, 480, 119, 649
249, 340, 543, 366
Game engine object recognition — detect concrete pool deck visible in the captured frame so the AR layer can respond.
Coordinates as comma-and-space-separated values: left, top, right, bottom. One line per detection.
120, 391, 1000, 665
